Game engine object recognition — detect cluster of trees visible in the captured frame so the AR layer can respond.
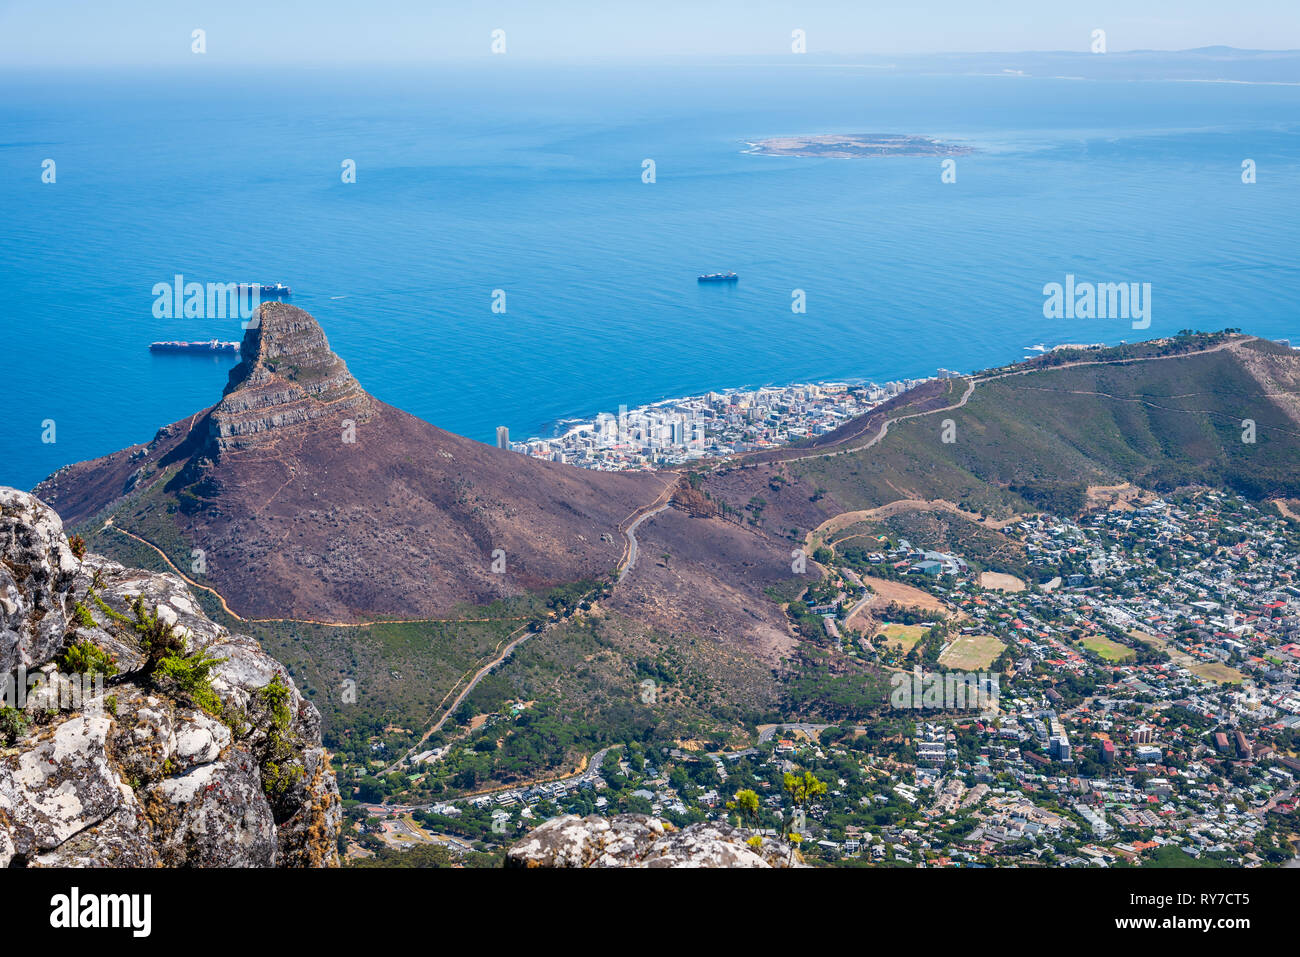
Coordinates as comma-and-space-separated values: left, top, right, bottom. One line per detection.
781, 660, 890, 721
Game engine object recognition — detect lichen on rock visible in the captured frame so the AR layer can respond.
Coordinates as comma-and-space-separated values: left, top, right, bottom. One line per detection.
0, 487, 340, 867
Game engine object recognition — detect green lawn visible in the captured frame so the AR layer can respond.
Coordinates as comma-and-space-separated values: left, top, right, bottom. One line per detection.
877, 623, 927, 653
1082, 634, 1136, 663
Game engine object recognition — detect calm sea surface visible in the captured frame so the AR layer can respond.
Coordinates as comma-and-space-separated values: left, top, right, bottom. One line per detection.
2, 62, 1298, 488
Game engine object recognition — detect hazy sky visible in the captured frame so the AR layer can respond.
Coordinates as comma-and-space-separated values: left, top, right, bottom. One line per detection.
2, 0, 1297, 66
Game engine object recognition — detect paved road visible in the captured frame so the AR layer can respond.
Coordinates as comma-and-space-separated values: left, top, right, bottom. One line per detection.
757, 723, 836, 743
372, 745, 616, 819
756, 722, 871, 743
370, 811, 476, 853
582, 747, 612, 782
388, 475, 679, 773
429, 626, 537, 734
619, 503, 670, 583
381, 620, 536, 772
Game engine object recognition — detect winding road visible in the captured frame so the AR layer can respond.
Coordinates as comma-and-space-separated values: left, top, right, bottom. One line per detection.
775, 377, 976, 464
767, 335, 1257, 467
384, 477, 678, 773
618, 502, 670, 583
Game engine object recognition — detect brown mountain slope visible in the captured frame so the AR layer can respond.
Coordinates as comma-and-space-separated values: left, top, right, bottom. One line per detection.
35, 304, 661, 622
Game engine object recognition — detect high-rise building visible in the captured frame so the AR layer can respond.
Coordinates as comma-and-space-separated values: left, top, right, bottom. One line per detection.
595, 412, 617, 442
496, 426, 510, 449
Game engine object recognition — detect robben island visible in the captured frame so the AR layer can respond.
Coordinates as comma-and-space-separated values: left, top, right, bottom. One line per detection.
507, 375, 944, 470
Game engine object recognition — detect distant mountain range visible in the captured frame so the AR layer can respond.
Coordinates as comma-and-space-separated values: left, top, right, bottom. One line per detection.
787, 47, 1300, 83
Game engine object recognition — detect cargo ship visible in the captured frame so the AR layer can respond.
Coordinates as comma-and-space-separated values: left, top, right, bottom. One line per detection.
149, 340, 241, 354
241, 282, 292, 297
698, 272, 738, 283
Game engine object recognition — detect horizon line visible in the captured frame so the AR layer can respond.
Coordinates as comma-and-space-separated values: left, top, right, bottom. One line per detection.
4, 46, 1300, 71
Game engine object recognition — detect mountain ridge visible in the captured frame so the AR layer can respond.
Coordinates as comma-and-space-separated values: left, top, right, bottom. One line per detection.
29, 321, 1300, 750
35, 304, 661, 622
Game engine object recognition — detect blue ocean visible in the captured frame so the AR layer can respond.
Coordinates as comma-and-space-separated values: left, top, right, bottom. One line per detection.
2, 61, 1298, 490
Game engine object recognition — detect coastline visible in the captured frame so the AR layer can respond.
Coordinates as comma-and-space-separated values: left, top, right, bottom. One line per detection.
742, 132, 976, 158
511, 374, 944, 470
512, 332, 1127, 468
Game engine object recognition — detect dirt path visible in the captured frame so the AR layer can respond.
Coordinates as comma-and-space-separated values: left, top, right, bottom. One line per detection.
805, 498, 1016, 551
387, 476, 684, 771
770, 336, 1255, 470
104, 520, 525, 628
1274, 499, 1300, 521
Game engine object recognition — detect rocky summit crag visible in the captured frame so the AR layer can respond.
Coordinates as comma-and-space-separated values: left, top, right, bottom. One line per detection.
35, 303, 657, 621
210, 302, 374, 452
0, 488, 340, 867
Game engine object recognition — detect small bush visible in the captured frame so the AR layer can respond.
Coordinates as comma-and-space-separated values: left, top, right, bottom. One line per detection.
0, 707, 30, 745
118, 596, 225, 715
71, 602, 95, 629
155, 648, 225, 716
58, 638, 118, 678
256, 673, 304, 797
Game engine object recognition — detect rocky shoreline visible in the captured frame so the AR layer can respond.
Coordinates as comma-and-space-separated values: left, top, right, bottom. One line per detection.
745, 133, 975, 157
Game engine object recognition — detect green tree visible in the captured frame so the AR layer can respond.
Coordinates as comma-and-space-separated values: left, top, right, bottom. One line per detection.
782, 770, 828, 842
727, 788, 761, 830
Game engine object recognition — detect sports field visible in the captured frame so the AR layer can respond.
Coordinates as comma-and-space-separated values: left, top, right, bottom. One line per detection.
938, 634, 1005, 670
1130, 630, 1242, 683
1082, 634, 1136, 663
877, 623, 928, 653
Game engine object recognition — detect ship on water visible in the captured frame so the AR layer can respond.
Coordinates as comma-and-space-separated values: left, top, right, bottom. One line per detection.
149, 340, 241, 354
242, 282, 292, 298
698, 272, 738, 283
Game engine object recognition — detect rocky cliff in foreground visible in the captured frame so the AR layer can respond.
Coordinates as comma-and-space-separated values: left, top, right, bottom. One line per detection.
506, 814, 806, 868
0, 488, 340, 867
